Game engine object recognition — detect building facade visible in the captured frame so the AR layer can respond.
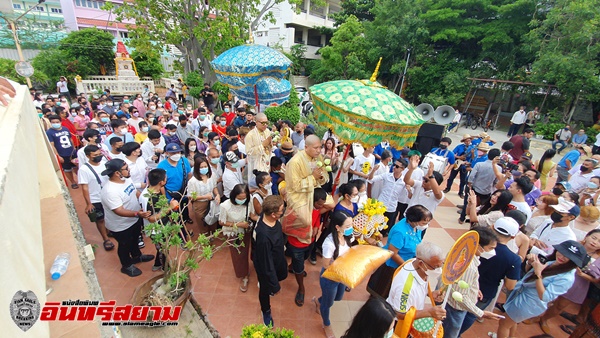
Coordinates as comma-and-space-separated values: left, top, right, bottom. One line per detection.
0, 0, 68, 48
59, 0, 134, 38
253, 0, 340, 59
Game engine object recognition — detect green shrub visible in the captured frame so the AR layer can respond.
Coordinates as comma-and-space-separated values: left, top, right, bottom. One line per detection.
241, 324, 297, 338
185, 71, 204, 99
534, 122, 564, 140
264, 86, 300, 125
212, 82, 230, 103
301, 112, 327, 139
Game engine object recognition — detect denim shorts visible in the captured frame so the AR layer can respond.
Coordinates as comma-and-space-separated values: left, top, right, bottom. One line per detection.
287, 242, 312, 274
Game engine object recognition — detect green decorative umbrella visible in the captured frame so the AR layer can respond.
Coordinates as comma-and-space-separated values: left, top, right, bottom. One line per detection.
309, 59, 425, 149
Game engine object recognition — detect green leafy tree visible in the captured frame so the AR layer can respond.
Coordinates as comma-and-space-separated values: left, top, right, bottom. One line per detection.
525, 0, 600, 120
58, 28, 115, 76
131, 51, 164, 79
331, 0, 376, 26
310, 15, 369, 82
0, 16, 67, 49
0, 57, 48, 85
111, 0, 302, 80
285, 44, 307, 76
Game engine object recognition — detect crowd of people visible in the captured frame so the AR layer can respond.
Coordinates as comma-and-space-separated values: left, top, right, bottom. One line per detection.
34, 81, 600, 338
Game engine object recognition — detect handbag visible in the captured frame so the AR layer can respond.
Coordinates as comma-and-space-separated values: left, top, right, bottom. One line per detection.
221, 203, 250, 237
393, 259, 444, 338
204, 199, 220, 225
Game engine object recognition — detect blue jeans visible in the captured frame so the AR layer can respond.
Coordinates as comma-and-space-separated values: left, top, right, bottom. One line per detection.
552, 140, 567, 153
443, 304, 469, 338
461, 297, 493, 334
319, 267, 346, 326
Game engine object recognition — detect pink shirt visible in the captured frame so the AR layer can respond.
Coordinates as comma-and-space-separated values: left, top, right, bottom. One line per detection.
73, 115, 90, 136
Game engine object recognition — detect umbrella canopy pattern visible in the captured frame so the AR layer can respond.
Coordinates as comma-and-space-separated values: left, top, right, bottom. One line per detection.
211, 44, 292, 89
309, 78, 426, 148
232, 78, 291, 106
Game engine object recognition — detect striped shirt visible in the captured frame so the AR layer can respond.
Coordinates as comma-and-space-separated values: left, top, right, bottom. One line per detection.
447, 256, 484, 318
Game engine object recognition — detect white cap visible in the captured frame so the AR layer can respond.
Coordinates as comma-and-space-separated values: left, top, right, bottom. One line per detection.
493, 217, 520, 237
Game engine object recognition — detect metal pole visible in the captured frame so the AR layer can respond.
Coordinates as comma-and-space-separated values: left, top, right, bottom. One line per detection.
9, 20, 32, 88
398, 49, 411, 97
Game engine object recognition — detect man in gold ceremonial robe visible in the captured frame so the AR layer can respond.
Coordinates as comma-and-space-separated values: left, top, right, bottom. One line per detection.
283, 135, 329, 244
245, 113, 272, 187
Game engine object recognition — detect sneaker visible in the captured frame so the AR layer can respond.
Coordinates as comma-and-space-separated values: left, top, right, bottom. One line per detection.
240, 276, 249, 292
121, 265, 142, 277
456, 204, 464, 209
138, 235, 145, 248
262, 310, 273, 326
152, 265, 163, 272
458, 193, 464, 199
132, 254, 155, 263
443, 188, 450, 193
309, 257, 317, 265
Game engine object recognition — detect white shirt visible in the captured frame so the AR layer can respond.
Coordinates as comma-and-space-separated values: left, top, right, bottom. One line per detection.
351, 153, 376, 181
125, 156, 148, 190
452, 112, 462, 123
209, 163, 223, 187
186, 176, 215, 199
568, 166, 594, 193
595, 133, 600, 147
387, 260, 428, 313
555, 129, 572, 141
406, 179, 444, 215
127, 118, 143, 133
77, 143, 110, 168
322, 234, 350, 261
509, 200, 532, 223
140, 137, 166, 168
510, 110, 527, 124
370, 162, 391, 200
101, 179, 140, 232
222, 167, 243, 198
77, 162, 108, 203
191, 117, 213, 136
530, 220, 577, 255
57, 80, 68, 92
369, 172, 405, 212
397, 168, 424, 204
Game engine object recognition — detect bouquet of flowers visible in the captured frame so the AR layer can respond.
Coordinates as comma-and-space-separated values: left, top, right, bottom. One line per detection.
353, 198, 388, 245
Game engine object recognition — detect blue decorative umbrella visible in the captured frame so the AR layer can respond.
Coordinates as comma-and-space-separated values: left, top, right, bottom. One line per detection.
211, 44, 292, 90
232, 78, 291, 106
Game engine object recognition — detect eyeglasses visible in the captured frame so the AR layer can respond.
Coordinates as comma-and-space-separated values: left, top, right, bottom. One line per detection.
121, 167, 130, 172
258, 121, 269, 125
394, 165, 402, 169
418, 258, 435, 270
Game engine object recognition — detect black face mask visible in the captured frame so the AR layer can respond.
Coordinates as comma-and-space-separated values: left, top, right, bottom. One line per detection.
552, 187, 564, 196
115, 146, 123, 152
95, 135, 102, 144
439, 144, 448, 150
550, 211, 563, 223
234, 150, 241, 157
581, 166, 590, 173
91, 155, 103, 163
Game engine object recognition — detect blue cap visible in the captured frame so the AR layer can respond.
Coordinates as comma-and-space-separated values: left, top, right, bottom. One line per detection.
165, 143, 182, 153
51, 272, 61, 280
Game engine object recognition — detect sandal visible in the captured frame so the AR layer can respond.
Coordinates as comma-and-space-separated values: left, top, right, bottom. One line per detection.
560, 311, 580, 324
103, 239, 114, 251
522, 316, 540, 325
458, 218, 465, 224
294, 291, 304, 307
539, 320, 551, 335
71, 183, 79, 189
560, 324, 575, 334
323, 325, 336, 338
312, 296, 320, 315
240, 276, 249, 292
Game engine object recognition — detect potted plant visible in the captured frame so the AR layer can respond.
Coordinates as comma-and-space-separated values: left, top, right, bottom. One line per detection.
241, 324, 297, 338
131, 191, 240, 312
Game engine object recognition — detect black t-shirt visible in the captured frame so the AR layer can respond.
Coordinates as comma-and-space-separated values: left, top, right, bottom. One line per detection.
253, 218, 288, 294
201, 88, 215, 105
478, 243, 522, 299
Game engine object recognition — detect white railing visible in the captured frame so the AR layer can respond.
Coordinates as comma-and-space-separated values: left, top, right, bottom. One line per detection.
86, 75, 118, 81
76, 80, 155, 95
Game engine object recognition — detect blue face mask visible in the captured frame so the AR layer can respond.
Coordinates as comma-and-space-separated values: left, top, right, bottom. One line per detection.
51, 123, 62, 129
210, 158, 220, 164
101, 117, 110, 123
220, 121, 226, 126
343, 227, 353, 237
235, 198, 246, 205
199, 167, 209, 175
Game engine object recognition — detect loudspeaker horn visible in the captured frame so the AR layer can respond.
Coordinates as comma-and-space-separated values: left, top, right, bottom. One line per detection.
433, 105, 456, 125
416, 103, 435, 118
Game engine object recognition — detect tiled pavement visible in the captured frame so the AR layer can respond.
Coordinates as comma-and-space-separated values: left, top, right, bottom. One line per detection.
67, 128, 576, 337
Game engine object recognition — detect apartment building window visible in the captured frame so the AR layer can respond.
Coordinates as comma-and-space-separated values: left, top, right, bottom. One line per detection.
310, 2, 325, 18
75, 0, 104, 9
30, 5, 45, 11
51, 8, 63, 13
119, 31, 129, 39
13, 4, 23, 9
299, 0, 307, 13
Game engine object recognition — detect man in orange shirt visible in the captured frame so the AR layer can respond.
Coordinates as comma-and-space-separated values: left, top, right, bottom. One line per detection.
221, 103, 236, 126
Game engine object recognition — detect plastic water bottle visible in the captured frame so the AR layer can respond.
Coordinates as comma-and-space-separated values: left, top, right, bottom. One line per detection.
50, 253, 71, 280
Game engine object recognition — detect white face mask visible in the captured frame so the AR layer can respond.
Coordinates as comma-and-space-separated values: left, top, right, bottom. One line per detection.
384, 329, 393, 338
350, 196, 359, 203
264, 182, 273, 190
424, 266, 442, 280
359, 191, 367, 197
415, 224, 429, 231
169, 154, 181, 162
480, 248, 496, 260
189, 145, 196, 152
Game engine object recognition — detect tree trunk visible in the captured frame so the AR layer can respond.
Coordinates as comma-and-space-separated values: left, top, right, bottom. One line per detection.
567, 93, 580, 124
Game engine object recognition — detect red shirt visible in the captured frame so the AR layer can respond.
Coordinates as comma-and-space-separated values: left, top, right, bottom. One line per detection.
222, 112, 236, 126
288, 209, 321, 248
214, 125, 227, 138
61, 119, 81, 147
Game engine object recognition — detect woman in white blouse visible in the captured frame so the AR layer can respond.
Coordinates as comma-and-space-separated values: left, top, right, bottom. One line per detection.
219, 184, 259, 292
467, 189, 513, 227
525, 194, 558, 235
187, 156, 220, 234
251, 170, 272, 215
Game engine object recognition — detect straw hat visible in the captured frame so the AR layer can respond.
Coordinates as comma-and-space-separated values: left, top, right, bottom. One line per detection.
461, 134, 472, 142
477, 143, 490, 151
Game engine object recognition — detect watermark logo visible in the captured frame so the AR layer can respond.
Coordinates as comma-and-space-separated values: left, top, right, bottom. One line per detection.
10, 290, 40, 332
